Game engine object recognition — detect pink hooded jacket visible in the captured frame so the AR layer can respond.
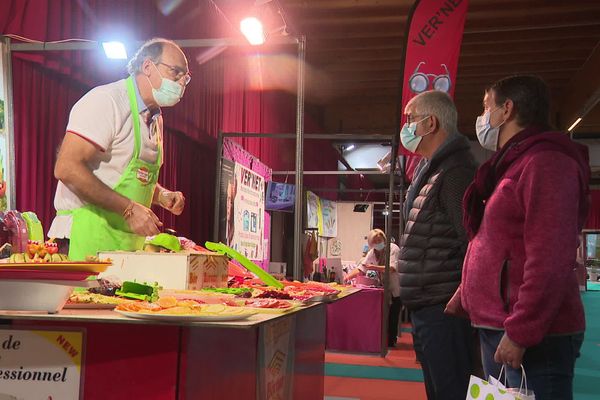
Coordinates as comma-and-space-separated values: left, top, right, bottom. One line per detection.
459, 127, 590, 348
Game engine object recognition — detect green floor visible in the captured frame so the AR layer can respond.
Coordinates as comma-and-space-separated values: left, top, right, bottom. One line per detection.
574, 290, 600, 399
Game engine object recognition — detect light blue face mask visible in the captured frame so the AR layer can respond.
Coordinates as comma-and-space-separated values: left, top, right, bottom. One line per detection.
148, 62, 184, 107
373, 242, 385, 251
475, 107, 504, 151
400, 116, 430, 153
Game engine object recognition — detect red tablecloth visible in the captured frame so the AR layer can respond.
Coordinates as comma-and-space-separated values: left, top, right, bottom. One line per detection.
326, 287, 383, 353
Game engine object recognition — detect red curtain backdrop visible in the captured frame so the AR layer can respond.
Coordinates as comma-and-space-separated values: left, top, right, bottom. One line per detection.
3, 0, 339, 244
2, 0, 233, 243
221, 48, 339, 200
11, 59, 87, 230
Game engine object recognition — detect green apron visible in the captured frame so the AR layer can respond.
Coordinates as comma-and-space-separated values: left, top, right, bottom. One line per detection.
62, 77, 162, 260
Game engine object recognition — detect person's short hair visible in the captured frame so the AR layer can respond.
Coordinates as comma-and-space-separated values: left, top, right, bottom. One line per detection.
488, 75, 550, 128
367, 229, 386, 245
127, 38, 179, 75
406, 90, 458, 135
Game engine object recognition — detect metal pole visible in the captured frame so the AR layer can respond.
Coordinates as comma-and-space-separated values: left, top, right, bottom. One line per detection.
398, 156, 406, 239
293, 35, 306, 281
381, 131, 399, 357
1, 37, 16, 210
221, 132, 393, 141
212, 131, 224, 242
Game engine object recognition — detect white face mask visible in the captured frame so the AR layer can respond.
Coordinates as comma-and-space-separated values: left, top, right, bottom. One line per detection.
475, 107, 504, 151
400, 116, 431, 153
147, 62, 184, 107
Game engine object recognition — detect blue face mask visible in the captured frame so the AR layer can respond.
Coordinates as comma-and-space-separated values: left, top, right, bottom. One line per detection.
373, 242, 385, 251
475, 107, 504, 151
400, 116, 430, 153
148, 63, 184, 107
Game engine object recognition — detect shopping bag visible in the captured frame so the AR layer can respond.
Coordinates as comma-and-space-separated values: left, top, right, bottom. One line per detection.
466, 365, 535, 400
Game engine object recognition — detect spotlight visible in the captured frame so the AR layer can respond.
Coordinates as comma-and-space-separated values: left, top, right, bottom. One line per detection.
102, 41, 127, 59
345, 144, 355, 152
568, 117, 582, 132
240, 17, 266, 45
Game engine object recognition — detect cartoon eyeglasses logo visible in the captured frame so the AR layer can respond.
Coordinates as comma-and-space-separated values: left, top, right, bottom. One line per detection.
408, 62, 452, 94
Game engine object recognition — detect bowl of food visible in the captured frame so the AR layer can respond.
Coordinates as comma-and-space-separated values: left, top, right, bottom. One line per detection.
0, 279, 98, 314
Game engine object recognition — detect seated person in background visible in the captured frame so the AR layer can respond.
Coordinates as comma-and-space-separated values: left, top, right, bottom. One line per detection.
345, 229, 402, 347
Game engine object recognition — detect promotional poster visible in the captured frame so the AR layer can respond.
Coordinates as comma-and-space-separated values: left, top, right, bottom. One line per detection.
231, 162, 265, 261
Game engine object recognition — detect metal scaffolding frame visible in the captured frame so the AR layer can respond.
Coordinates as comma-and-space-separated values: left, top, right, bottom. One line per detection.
4, 34, 404, 357
212, 130, 401, 357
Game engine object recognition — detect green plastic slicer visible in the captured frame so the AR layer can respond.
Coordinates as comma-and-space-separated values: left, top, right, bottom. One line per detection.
115, 281, 160, 302
204, 241, 284, 289
145, 233, 182, 252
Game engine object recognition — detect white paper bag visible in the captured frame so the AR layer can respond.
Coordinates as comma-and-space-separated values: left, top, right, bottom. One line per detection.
466, 365, 535, 400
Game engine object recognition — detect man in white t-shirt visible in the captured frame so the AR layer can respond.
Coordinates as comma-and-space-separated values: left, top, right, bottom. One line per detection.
49, 38, 189, 260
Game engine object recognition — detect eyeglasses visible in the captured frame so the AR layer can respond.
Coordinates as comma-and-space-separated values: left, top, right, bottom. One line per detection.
155, 62, 191, 85
405, 114, 429, 124
408, 62, 451, 94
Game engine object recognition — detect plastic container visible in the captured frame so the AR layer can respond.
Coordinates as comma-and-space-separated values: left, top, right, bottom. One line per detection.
0, 279, 98, 313
354, 275, 379, 287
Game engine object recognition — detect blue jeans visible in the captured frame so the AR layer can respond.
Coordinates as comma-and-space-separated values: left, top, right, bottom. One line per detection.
479, 329, 584, 400
411, 304, 475, 400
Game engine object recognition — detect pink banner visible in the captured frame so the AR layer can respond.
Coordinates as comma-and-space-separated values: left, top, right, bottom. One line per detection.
222, 138, 271, 270
399, 0, 469, 180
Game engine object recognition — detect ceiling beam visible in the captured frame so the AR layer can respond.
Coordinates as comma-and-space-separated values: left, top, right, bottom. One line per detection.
463, 24, 600, 44
283, 0, 413, 11
302, 22, 600, 42
308, 49, 591, 67
297, 6, 600, 28
559, 41, 600, 132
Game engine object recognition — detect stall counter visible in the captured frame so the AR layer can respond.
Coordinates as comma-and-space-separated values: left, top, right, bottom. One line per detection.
326, 287, 384, 353
0, 303, 326, 400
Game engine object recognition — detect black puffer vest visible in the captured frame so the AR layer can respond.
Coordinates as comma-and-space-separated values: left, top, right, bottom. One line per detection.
399, 135, 477, 310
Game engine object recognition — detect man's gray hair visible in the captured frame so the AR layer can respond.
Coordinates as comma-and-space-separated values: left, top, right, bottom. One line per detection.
127, 38, 178, 75
406, 90, 459, 135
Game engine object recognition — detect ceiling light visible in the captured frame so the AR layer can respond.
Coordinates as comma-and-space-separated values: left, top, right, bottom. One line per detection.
102, 41, 127, 59
240, 17, 266, 45
568, 117, 582, 132
345, 144, 355, 151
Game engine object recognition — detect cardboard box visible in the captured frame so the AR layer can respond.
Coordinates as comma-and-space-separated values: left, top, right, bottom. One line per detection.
98, 251, 229, 290
269, 262, 286, 274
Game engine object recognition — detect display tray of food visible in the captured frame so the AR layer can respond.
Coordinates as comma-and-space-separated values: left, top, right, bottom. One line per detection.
230, 281, 342, 303
157, 289, 300, 313
0, 268, 95, 281
64, 292, 136, 309
115, 297, 256, 322
0, 262, 111, 273
0, 241, 112, 273
236, 298, 302, 314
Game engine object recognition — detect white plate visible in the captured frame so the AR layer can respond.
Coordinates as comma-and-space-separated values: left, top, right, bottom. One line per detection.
64, 302, 117, 310
115, 309, 256, 322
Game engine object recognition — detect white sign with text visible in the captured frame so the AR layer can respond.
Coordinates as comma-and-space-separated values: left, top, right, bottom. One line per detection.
0, 329, 83, 400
